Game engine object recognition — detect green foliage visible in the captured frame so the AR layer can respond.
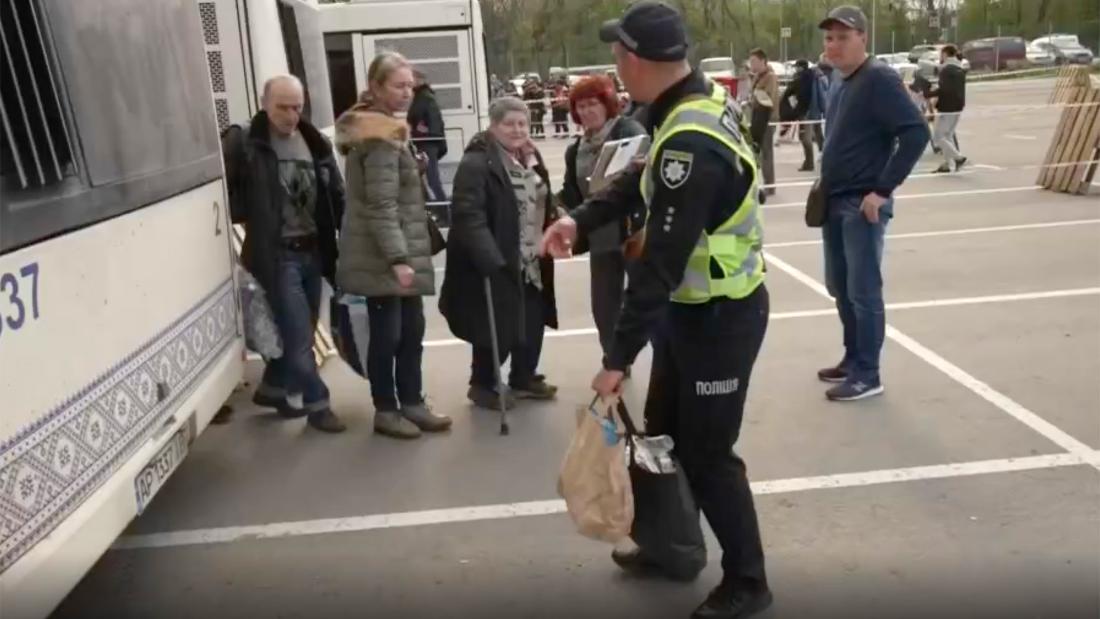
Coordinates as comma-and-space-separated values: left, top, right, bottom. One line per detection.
481, 0, 1100, 77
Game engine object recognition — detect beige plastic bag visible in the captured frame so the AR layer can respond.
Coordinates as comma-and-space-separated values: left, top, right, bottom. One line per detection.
557, 398, 634, 543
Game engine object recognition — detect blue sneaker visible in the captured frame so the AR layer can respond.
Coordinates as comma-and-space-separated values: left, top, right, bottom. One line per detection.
826, 379, 885, 402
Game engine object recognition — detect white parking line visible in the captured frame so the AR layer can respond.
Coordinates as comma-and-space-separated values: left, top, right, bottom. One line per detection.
1005, 134, 1038, 141
112, 452, 1093, 550
764, 185, 1041, 209
422, 287, 1100, 348
762, 252, 1100, 470
766, 219, 1100, 248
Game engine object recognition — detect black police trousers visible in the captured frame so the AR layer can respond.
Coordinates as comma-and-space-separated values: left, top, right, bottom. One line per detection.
643, 284, 770, 589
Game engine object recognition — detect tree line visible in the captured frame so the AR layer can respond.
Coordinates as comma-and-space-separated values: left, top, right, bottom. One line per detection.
480, 0, 1100, 78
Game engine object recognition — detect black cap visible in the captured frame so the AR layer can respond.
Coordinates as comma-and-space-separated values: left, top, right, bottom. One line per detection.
818, 5, 868, 31
599, 1, 689, 62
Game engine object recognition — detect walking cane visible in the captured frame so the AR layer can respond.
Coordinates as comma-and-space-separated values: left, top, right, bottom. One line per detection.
484, 277, 510, 435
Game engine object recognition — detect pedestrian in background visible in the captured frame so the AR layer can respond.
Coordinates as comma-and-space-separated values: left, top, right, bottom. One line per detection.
222, 75, 347, 434
928, 44, 968, 173
816, 6, 929, 401
440, 97, 560, 410
808, 56, 832, 149
557, 74, 646, 371
747, 48, 778, 196
335, 51, 452, 438
780, 59, 816, 171
524, 77, 546, 139
551, 77, 571, 138
408, 69, 449, 203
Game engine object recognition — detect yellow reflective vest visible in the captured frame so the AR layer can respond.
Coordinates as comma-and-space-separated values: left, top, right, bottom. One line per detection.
640, 83, 765, 304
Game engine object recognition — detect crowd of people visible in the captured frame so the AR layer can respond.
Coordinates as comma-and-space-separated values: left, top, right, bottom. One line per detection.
225, 2, 933, 616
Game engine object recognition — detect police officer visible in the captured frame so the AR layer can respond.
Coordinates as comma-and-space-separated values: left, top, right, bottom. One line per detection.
541, 3, 771, 618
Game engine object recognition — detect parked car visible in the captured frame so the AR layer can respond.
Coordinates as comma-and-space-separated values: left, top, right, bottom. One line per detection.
918, 47, 971, 71
1026, 43, 1058, 67
1030, 35, 1095, 65
961, 36, 1026, 71
700, 56, 739, 97
876, 53, 918, 79
908, 43, 939, 64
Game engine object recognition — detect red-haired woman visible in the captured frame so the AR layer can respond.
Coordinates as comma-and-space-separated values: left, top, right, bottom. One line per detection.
557, 74, 645, 370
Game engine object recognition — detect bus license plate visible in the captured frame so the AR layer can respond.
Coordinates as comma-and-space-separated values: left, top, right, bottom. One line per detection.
134, 427, 189, 515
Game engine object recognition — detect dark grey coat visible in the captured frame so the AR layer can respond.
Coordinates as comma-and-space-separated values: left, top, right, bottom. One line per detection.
439, 133, 558, 349
222, 113, 345, 296
335, 105, 435, 297
558, 115, 646, 253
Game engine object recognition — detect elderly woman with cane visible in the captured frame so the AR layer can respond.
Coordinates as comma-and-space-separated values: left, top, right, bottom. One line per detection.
440, 97, 560, 412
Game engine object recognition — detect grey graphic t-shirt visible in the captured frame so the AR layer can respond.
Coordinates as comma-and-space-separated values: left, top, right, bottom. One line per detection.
270, 130, 318, 238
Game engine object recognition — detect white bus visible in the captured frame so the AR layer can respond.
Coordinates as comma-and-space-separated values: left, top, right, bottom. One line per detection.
0, 1, 245, 617
317, 0, 492, 223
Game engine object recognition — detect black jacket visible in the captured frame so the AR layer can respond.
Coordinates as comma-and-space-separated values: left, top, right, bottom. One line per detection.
780, 68, 814, 121
407, 85, 447, 159
930, 61, 966, 113
222, 112, 345, 295
439, 133, 559, 349
571, 70, 754, 370
558, 115, 646, 253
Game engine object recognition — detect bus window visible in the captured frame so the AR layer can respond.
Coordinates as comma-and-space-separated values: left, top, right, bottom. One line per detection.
276, 0, 334, 129
325, 32, 357, 118
0, 0, 221, 255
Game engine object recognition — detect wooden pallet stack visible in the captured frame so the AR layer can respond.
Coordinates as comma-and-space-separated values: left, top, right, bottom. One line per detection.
1038, 66, 1100, 194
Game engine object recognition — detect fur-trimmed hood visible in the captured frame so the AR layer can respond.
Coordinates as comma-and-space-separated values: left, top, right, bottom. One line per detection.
334, 104, 409, 154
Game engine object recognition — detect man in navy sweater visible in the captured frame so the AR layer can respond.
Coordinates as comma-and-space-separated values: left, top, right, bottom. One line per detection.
815, 6, 929, 401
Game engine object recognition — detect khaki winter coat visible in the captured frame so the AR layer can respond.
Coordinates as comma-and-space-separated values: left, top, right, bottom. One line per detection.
335, 105, 435, 297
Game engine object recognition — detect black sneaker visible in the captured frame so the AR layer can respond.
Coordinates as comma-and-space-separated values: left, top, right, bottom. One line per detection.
826, 379, 885, 402
798, 162, 814, 172
467, 385, 516, 410
691, 582, 773, 619
932, 164, 952, 174
307, 409, 347, 433
954, 156, 968, 170
611, 547, 700, 582
816, 365, 849, 384
510, 377, 558, 400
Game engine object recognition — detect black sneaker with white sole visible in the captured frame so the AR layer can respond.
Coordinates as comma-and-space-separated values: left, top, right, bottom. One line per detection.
816, 365, 849, 383
826, 380, 885, 401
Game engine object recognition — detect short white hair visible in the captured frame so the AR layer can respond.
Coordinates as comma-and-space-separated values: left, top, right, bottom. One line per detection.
489, 96, 529, 124
262, 74, 304, 101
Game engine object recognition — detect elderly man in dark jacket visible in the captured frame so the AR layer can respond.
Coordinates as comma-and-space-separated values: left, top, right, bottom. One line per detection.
222, 75, 346, 433
440, 97, 559, 410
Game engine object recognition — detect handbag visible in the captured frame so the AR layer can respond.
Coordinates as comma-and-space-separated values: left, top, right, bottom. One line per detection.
804, 178, 827, 228
427, 214, 446, 256
557, 397, 634, 543
617, 400, 707, 581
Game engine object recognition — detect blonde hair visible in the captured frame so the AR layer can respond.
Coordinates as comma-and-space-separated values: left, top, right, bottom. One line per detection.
367, 51, 412, 91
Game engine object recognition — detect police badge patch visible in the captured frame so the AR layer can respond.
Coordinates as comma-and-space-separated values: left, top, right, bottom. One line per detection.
660, 149, 693, 189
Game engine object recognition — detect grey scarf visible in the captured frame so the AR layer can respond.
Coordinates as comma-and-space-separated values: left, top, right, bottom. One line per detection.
575, 117, 618, 198
499, 143, 547, 290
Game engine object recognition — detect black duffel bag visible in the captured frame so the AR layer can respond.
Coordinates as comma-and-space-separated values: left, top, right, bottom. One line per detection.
617, 401, 707, 581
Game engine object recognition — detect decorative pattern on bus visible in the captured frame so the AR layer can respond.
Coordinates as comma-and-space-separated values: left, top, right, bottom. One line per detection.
0, 279, 236, 572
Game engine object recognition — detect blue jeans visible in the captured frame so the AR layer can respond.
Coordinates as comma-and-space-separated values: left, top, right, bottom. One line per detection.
424, 151, 448, 204
258, 250, 330, 412
366, 296, 426, 410
822, 194, 890, 384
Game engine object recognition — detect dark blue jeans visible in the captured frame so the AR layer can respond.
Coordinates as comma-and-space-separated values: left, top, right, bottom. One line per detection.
471, 283, 545, 389
366, 295, 426, 410
424, 151, 448, 204
258, 250, 330, 413
822, 194, 891, 384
